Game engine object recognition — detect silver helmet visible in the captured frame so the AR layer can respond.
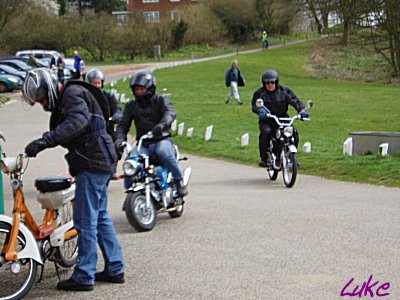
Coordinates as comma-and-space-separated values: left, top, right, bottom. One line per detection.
22, 68, 58, 112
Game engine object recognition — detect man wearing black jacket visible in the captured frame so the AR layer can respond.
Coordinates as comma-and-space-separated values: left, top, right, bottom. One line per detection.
116, 71, 188, 196
22, 68, 125, 292
252, 69, 309, 168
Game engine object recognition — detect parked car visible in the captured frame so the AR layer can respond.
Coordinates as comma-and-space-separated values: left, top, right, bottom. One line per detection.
0, 74, 23, 93
0, 59, 32, 72
0, 56, 48, 68
15, 49, 61, 67
0, 64, 27, 81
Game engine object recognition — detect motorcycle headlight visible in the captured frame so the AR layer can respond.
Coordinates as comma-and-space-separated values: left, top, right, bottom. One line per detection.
123, 159, 139, 176
283, 127, 293, 138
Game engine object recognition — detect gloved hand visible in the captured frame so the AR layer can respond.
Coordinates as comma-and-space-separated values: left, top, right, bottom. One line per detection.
24, 138, 48, 157
114, 138, 125, 159
152, 123, 165, 137
300, 111, 309, 119
110, 112, 122, 123
258, 109, 268, 120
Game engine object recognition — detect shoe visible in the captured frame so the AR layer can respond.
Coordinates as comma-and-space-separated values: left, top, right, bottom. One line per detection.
225, 99, 230, 104
175, 180, 188, 197
57, 277, 94, 291
258, 160, 268, 168
238, 101, 243, 105
95, 271, 125, 284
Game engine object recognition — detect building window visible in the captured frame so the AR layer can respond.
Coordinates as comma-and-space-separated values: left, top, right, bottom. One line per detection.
171, 10, 180, 21
143, 0, 159, 3
144, 11, 160, 22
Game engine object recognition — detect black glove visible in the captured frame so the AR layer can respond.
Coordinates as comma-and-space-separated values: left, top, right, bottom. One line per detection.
110, 112, 122, 123
114, 138, 125, 160
300, 111, 309, 120
24, 138, 49, 157
152, 123, 165, 137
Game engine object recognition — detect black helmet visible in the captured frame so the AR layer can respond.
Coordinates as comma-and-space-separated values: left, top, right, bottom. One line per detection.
22, 68, 58, 112
130, 71, 156, 101
85, 68, 105, 88
262, 69, 279, 86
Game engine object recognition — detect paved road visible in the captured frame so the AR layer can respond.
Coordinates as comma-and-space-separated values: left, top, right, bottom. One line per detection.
1, 43, 399, 299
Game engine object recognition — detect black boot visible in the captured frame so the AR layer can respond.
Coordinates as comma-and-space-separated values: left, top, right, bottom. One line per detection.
175, 179, 188, 197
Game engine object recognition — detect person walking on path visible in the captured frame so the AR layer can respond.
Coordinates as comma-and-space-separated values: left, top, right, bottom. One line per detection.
225, 59, 245, 105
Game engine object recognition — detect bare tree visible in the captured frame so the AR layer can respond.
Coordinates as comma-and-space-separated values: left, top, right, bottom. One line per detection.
358, 0, 400, 76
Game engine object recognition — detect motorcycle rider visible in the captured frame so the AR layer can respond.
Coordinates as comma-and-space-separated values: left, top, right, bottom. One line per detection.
252, 69, 309, 168
22, 68, 125, 291
115, 71, 188, 197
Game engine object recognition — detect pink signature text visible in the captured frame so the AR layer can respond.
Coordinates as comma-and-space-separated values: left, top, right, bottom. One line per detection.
341, 275, 390, 298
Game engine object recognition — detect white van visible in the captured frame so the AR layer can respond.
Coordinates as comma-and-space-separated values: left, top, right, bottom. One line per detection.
15, 50, 61, 67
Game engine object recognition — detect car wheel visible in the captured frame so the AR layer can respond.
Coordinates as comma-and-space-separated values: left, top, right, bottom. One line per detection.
0, 82, 9, 93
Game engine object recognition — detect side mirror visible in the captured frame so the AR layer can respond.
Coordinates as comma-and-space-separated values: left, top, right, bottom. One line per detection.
307, 100, 313, 108
255, 99, 264, 108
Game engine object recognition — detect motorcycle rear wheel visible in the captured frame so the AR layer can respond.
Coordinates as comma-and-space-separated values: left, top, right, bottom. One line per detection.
125, 192, 157, 232
56, 200, 78, 268
168, 199, 184, 218
0, 223, 38, 300
282, 151, 298, 188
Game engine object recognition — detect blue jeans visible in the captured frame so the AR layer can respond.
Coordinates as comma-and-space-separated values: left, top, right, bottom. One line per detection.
72, 171, 124, 285
124, 138, 183, 189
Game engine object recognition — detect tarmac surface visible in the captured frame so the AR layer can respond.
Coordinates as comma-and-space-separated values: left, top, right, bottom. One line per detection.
0, 44, 399, 299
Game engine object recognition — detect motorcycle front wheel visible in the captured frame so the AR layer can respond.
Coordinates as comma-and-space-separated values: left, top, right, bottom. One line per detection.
0, 223, 38, 300
125, 192, 157, 232
282, 151, 298, 188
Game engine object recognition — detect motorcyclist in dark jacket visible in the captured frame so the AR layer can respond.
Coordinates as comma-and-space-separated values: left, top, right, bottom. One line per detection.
22, 68, 124, 292
116, 71, 188, 196
252, 69, 308, 168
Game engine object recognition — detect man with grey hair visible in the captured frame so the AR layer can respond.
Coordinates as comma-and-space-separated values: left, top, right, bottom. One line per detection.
225, 59, 245, 105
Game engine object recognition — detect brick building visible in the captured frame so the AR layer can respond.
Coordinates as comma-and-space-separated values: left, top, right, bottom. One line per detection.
126, 0, 199, 23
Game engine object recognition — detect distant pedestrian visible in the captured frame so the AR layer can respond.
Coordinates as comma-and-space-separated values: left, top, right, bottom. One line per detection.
225, 59, 245, 105
27, 54, 39, 68
73, 50, 82, 80
56, 52, 65, 83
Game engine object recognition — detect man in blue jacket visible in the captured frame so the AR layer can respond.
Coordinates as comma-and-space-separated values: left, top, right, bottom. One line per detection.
22, 68, 125, 292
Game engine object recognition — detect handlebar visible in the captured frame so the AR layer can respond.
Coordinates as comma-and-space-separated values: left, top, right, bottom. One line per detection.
256, 98, 312, 127
121, 132, 154, 154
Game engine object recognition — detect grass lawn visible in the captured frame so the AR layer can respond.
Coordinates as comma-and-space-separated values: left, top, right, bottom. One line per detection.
112, 40, 400, 188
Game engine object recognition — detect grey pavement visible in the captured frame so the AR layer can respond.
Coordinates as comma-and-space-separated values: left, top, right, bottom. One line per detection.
1, 43, 400, 299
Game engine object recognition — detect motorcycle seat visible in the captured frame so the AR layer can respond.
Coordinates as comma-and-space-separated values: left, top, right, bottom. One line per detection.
35, 176, 73, 193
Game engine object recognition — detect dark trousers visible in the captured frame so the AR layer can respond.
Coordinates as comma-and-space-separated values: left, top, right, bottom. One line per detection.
258, 122, 299, 161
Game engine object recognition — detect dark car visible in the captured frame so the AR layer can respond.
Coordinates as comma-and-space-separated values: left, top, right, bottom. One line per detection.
0, 64, 26, 81
0, 59, 32, 72
0, 74, 23, 93
0, 56, 48, 68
